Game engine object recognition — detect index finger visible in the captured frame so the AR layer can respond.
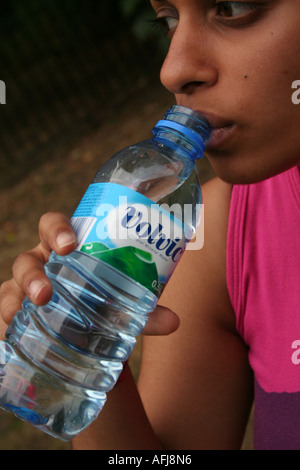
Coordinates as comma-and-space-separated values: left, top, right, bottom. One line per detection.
12, 248, 54, 305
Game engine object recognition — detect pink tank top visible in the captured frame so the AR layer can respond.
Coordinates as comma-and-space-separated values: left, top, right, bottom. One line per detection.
227, 165, 300, 450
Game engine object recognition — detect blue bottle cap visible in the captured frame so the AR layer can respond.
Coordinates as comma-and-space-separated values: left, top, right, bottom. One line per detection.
153, 105, 212, 159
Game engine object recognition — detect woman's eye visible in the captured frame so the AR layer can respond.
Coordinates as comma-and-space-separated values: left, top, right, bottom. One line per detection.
215, 1, 260, 19
152, 15, 179, 36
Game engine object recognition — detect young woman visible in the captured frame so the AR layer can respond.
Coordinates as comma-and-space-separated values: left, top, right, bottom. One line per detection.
1, 0, 300, 449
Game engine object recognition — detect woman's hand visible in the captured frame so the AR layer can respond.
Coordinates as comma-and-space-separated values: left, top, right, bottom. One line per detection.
0, 211, 179, 340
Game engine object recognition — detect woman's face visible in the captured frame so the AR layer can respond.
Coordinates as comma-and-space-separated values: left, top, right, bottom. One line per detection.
150, 0, 300, 183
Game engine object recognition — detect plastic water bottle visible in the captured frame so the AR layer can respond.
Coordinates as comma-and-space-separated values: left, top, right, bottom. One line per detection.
0, 105, 211, 441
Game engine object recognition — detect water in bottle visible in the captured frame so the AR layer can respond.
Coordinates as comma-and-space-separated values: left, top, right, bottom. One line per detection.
0, 106, 211, 440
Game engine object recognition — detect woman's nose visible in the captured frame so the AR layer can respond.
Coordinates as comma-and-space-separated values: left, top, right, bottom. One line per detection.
160, 22, 218, 96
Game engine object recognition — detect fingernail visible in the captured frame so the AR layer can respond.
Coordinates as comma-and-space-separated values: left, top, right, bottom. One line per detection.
56, 231, 76, 249
28, 280, 48, 302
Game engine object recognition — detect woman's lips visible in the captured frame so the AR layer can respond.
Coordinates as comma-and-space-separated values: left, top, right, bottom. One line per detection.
206, 124, 236, 150
194, 109, 236, 150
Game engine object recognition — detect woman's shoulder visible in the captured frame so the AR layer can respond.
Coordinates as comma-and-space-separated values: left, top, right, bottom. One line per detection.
202, 176, 233, 218
201, 176, 233, 265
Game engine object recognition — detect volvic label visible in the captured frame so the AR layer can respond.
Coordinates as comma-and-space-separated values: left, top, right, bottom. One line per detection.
71, 182, 192, 297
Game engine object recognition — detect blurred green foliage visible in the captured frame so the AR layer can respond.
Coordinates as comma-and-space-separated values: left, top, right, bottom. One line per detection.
119, 0, 169, 50
0, 0, 169, 189
1, 0, 167, 43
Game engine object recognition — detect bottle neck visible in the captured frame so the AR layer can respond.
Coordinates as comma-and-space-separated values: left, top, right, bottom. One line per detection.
152, 128, 202, 162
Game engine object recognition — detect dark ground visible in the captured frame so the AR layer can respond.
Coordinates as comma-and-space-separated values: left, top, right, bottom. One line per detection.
0, 85, 253, 450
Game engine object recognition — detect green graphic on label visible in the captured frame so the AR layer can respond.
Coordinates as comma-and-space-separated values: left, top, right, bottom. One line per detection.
80, 242, 162, 295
